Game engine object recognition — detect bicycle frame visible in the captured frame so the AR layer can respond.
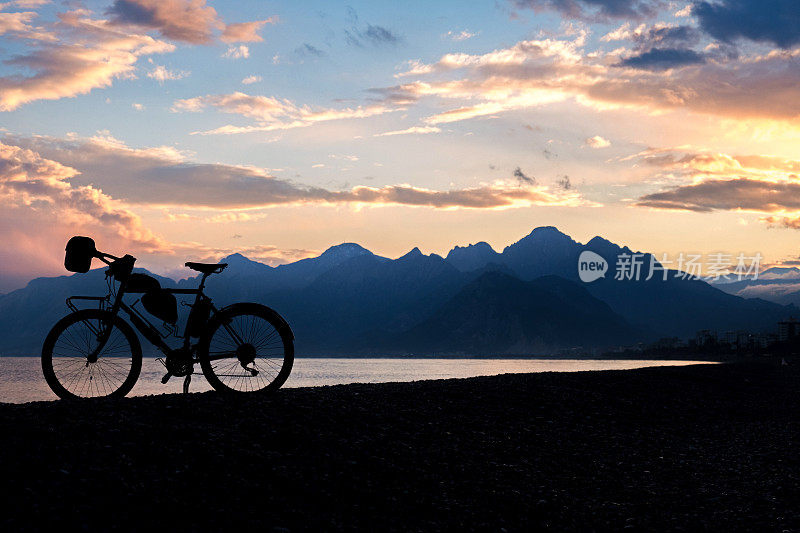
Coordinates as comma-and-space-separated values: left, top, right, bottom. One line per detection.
67, 253, 244, 363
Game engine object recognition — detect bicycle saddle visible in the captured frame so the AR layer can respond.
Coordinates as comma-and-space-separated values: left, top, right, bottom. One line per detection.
185, 262, 228, 274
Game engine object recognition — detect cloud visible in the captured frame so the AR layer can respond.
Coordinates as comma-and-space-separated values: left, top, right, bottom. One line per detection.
374, 126, 441, 137
629, 147, 800, 177
556, 175, 572, 189
223, 45, 249, 59
147, 64, 188, 82
378, 33, 800, 123
693, 0, 800, 49
172, 91, 396, 135
106, 0, 272, 45
0, 140, 174, 289
221, 18, 276, 43
762, 215, 800, 230
636, 178, 800, 212
513, 166, 536, 185
233, 244, 317, 266
510, 0, 659, 21
241, 75, 262, 85
294, 43, 326, 58
3, 134, 595, 210
617, 47, 706, 70
631, 147, 800, 226
107, 0, 223, 44
603, 23, 702, 47
0, 10, 55, 41
445, 30, 477, 41
0, 11, 174, 111
601, 23, 712, 71
1, 1, 51, 8
585, 135, 611, 148
344, 8, 402, 48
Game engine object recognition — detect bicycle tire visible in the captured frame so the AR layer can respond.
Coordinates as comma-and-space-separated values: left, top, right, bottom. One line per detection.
41, 309, 142, 400
199, 303, 294, 394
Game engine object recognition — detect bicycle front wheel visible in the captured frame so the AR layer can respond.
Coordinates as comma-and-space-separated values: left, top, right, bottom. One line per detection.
41, 309, 142, 400
199, 303, 294, 394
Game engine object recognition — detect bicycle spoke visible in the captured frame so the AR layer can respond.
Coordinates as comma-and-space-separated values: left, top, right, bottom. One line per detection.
45, 312, 139, 399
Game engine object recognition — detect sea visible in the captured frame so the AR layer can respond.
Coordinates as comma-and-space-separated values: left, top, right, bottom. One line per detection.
0, 357, 715, 404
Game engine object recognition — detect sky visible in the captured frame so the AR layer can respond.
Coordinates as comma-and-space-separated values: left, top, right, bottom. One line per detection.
1, 0, 799, 291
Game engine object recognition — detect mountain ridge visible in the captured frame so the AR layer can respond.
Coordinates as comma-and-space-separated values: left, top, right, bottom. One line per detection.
0, 227, 795, 355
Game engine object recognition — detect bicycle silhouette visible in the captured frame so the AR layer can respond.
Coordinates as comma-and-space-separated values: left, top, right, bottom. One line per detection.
41, 236, 294, 399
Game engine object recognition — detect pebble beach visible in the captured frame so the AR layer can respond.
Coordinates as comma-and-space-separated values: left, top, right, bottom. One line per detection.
1, 360, 797, 531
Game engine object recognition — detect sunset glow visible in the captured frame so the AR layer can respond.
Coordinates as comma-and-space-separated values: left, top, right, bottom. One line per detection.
1, 0, 798, 291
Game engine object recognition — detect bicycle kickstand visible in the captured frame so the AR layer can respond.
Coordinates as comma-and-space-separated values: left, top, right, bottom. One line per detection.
183, 374, 191, 394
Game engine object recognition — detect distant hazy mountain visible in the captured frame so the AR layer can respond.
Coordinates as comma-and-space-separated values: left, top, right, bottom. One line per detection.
760, 267, 800, 280
709, 266, 800, 308
0, 227, 796, 355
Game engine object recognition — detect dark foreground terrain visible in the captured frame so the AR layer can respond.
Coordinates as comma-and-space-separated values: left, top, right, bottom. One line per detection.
1, 361, 798, 531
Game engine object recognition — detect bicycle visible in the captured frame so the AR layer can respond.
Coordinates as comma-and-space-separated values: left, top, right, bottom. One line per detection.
41, 236, 295, 399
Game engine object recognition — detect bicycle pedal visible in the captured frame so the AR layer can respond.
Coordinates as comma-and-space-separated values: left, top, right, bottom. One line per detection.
161, 372, 172, 384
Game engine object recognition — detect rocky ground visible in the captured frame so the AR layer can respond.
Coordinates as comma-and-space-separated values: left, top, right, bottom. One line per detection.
1, 360, 798, 531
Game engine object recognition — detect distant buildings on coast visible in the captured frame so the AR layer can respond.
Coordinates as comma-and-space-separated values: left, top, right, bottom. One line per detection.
601, 317, 800, 359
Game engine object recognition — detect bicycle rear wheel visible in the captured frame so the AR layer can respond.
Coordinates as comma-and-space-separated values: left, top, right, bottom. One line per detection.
199, 303, 294, 394
41, 309, 142, 400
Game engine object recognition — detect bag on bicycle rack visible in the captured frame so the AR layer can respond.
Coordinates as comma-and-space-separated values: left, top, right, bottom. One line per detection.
126, 273, 162, 293
142, 289, 178, 324
187, 297, 212, 337
65, 236, 96, 273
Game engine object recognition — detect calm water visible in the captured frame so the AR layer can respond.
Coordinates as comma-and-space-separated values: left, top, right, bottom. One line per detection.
0, 357, 714, 404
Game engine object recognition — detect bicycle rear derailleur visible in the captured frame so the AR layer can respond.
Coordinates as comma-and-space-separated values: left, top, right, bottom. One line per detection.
157, 348, 194, 393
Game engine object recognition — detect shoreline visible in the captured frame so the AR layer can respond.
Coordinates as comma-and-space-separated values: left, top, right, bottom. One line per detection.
0, 353, 733, 360
1, 361, 797, 530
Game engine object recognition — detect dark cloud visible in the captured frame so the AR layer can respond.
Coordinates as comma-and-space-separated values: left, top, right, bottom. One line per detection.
513, 166, 536, 185
636, 178, 800, 212
618, 48, 706, 70
363, 25, 400, 45
511, 0, 660, 21
343, 7, 401, 47
556, 175, 572, 190
693, 0, 800, 49
294, 43, 326, 58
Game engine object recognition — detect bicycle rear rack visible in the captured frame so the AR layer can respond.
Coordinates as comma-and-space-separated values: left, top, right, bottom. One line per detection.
66, 296, 108, 314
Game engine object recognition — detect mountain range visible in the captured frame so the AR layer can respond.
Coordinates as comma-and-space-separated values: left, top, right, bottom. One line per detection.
0, 226, 795, 356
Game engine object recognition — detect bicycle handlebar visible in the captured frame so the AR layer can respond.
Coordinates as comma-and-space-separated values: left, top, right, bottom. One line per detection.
102, 253, 137, 281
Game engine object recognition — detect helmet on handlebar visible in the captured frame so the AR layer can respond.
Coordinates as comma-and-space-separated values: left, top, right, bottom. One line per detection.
65, 236, 96, 273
